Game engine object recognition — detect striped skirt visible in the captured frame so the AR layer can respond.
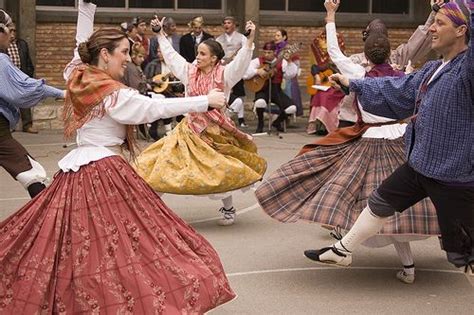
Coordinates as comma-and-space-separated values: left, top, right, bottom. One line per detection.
255, 137, 440, 236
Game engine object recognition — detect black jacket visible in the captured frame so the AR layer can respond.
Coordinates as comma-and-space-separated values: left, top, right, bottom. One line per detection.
179, 32, 214, 63
15, 38, 34, 77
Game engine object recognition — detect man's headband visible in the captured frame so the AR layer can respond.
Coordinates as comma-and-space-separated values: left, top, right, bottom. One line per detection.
438, 2, 469, 27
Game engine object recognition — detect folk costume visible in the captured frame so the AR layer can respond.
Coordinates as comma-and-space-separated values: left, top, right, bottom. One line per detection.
135, 28, 266, 225
256, 21, 441, 282
0, 2, 235, 313
0, 50, 63, 197
243, 42, 298, 133
307, 30, 346, 134
275, 40, 303, 117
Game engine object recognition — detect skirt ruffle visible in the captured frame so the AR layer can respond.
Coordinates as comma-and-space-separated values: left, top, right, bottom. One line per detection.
255, 137, 440, 236
135, 117, 267, 195
0, 156, 235, 314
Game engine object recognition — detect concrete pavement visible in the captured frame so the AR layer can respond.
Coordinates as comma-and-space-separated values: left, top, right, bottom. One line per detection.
1, 130, 472, 315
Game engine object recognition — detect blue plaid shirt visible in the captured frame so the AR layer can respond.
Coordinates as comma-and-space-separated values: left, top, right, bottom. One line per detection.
0, 53, 63, 129
350, 4, 474, 183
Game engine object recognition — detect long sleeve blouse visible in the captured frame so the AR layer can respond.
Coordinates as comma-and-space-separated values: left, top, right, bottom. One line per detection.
325, 22, 407, 140
157, 32, 254, 99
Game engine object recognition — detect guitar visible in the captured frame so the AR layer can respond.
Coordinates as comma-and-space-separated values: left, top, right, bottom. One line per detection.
221, 47, 241, 66
244, 42, 301, 93
151, 72, 181, 94
306, 68, 334, 96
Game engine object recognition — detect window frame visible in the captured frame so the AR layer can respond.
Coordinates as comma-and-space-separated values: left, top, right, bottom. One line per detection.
36, 0, 225, 13
259, 0, 417, 27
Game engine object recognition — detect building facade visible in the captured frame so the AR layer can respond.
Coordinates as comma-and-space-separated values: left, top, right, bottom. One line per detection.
2, 0, 432, 129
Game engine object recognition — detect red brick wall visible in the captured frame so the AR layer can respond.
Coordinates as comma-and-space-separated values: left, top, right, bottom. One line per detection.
35, 22, 417, 89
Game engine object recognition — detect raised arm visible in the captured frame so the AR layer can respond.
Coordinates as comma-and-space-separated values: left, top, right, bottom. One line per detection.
63, 0, 96, 81
348, 67, 429, 120
391, 2, 437, 67
325, 0, 365, 79
0, 55, 64, 108
106, 89, 209, 124
224, 21, 255, 90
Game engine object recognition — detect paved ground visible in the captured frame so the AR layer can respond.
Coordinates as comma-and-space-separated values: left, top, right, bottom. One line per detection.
1, 129, 473, 315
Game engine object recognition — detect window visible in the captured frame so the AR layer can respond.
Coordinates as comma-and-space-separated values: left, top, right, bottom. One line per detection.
37, 0, 222, 9
178, 0, 221, 9
129, 0, 173, 9
36, 0, 75, 5
261, 0, 408, 14
260, 0, 285, 11
372, 0, 409, 14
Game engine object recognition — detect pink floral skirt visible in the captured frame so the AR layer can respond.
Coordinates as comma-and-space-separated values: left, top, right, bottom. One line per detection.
0, 156, 235, 314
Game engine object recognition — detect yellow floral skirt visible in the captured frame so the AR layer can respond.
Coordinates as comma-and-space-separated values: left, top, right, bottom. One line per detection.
134, 118, 267, 195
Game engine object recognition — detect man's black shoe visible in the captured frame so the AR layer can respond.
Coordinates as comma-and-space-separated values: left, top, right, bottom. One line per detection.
272, 122, 284, 132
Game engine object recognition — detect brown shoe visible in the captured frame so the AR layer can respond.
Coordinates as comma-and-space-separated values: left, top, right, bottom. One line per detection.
23, 127, 39, 134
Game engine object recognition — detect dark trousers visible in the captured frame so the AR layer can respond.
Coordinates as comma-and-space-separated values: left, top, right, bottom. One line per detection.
20, 107, 33, 130
255, 83, 293, 130
369, 163, 474, 267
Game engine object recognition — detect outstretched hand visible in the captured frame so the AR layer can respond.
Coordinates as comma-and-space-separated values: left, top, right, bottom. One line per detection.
206, 89, 226, 110
329, 73, 349, 88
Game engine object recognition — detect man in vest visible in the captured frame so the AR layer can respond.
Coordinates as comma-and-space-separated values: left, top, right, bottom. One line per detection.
243, 41, 297, 133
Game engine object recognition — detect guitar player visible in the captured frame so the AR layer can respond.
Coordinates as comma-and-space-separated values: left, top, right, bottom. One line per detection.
243, 41, 298, 133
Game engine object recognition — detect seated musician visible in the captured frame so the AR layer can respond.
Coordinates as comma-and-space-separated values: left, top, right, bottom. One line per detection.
144, 45, 184, 140
242, 41, 297, 133
306, 29, 346, 135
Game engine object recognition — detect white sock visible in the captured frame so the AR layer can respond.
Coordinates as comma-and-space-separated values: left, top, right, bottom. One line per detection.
222, 195, 233, 210
393, 241, 415, 274
229, 98, 244, 118
335, 206, 388, 253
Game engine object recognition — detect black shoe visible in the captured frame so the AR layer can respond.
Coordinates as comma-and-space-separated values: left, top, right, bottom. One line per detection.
272, 122, 284, 132
255, 126, 263, 133
304, 246, 352, 266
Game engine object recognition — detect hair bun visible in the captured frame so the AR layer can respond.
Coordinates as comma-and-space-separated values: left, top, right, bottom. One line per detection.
78, 41, 92, 64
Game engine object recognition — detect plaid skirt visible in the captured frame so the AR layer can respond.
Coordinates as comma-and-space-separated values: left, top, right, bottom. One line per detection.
255, 137, 440, 236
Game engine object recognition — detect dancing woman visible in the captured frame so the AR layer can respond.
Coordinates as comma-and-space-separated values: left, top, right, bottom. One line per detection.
255, 0, 440, 284
135, 17, 267, 226
0, 1, 235, 313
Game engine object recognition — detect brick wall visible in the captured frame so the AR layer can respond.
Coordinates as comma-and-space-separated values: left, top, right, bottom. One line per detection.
33, 22, 417, 129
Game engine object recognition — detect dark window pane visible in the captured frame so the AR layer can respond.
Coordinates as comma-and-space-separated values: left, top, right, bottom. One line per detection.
36, 0, 75, 5
372, 0, 409, 14
178, 0, 221, 9
339, 0, 369, 13
130, 0, 173, 9
260, 0, 285, 11
289, 0, 324, 12
98, 0, 125, 7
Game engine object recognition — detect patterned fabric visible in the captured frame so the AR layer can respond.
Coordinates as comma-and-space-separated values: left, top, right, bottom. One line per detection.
440, 2, 469, 26
255, 138, 440, 236
0, 156, 235, 313
186, 64, 252, 142
6, 41, 20, 68
310, 30, 345, 67
64, 65, 125, 137
135, 116, 267, 195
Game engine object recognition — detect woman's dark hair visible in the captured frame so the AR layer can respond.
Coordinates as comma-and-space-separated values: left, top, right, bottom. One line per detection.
200, 38, 225, 61
77, 28, 127, 65
278, 29, 288, 41
364, 33, 391, 65
366, 19, 388, 37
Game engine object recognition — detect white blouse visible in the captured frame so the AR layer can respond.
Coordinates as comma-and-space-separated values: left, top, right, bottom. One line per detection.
157, 32, 254, 100
58, 1, 209, 172
326, 22, 407, 140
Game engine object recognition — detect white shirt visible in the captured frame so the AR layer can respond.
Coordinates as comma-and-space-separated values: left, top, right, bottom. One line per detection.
326, 22, 407, 140
243, 58, 298, 81
157, 32, 254, 100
